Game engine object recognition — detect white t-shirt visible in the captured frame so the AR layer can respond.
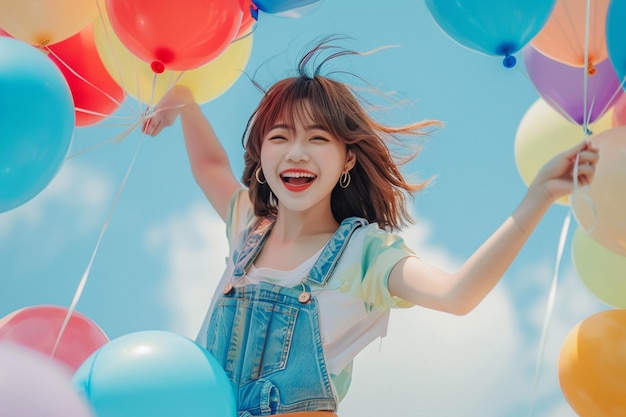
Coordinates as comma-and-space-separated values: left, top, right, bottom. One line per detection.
196, 189, 415, 400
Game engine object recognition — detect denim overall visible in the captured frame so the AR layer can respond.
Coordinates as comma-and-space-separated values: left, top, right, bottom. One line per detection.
204, 216, 367, 416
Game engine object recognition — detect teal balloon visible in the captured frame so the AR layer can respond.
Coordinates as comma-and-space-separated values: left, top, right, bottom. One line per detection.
607, 0, 626, 85
424, 0, 556, 67
72, 330, 236, 417
0, 36, 74, 213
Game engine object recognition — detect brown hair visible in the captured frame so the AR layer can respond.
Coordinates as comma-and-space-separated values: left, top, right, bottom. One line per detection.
241, 37, 441, 231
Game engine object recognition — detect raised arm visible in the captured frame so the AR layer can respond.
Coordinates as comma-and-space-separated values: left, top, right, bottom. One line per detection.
388, 141, 599, 315
142, 86, 242, 220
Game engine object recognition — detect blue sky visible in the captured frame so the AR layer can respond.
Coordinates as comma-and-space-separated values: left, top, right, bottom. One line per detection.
0, 1, 610, 416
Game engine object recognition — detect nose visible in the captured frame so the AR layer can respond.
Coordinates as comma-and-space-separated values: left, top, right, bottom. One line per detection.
285, 140, 309, 162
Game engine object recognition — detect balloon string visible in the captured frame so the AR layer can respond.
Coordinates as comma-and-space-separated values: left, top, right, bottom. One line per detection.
527, 210, 572, 417
45, 46, 130, 116
74, 108, 138, 121
66, 119, 142, 159
50, 134, 145, 361
582, 0, 591, 135
232, 22, 257, 43
597, 77, 626, 128
93, 0, 144, 119
94, 1, 125, 94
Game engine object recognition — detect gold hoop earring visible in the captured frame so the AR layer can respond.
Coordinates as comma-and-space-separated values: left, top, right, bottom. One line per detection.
339, 171, 351, 189
255, 167, 266, 184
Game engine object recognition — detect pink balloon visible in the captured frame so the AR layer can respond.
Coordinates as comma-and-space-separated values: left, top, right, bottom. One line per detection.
0, 342, 93, 417
571, 126, 626, 257
0, 305, 109, 371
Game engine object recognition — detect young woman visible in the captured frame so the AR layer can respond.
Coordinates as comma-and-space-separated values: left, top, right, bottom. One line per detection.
143, 39, 599, 417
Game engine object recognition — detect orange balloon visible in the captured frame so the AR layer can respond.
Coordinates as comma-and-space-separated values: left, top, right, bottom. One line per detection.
0, 305, 109, 371
558, 309, 626, 416
531, 0, 610, 69
0, 0, 98, 46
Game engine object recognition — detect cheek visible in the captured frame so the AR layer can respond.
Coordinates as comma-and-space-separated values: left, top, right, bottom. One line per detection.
260, 146, 283, 179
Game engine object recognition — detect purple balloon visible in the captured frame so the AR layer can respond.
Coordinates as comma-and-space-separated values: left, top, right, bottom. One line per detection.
523, 45, 622, 125
0, 342, 94, 417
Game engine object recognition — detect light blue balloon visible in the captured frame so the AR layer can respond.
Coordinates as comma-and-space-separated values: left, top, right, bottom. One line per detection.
0, 36, 74, 213
606, 0, 626, 86
72, 330, 236, 417
424, 0, 556, 67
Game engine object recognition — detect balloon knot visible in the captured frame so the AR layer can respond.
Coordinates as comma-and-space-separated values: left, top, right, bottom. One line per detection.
250, 5, 259, 20
587, 62, 597, 76
151, 61, 165, 74
503, 54, 516, 68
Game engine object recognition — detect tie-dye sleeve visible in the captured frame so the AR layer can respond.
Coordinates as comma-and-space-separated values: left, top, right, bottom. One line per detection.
360, 225, 416, 309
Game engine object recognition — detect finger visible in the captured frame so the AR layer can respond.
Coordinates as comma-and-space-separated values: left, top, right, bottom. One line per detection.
148, 120, 163, 137
142, 118, 152, 134
578, 149, 600, 165
575, 163, 596, 184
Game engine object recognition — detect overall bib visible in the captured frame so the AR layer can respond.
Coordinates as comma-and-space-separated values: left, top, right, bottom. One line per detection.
204, 216, 367, 416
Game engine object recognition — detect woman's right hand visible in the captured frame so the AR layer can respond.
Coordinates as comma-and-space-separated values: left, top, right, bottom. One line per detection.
142, 85, 195, 136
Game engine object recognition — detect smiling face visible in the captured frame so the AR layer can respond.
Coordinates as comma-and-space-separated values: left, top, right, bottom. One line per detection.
260, 107, 355, 215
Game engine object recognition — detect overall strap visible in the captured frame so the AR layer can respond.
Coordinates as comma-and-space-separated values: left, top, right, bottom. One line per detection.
304, 216, 368, 287
232, 215, 276, 279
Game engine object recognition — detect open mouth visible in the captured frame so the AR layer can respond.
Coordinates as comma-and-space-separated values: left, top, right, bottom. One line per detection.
280, 172, 316, 188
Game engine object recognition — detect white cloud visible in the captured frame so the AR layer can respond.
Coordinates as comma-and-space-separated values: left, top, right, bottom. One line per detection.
147, 203, 228, 339
0, 161, 111, 236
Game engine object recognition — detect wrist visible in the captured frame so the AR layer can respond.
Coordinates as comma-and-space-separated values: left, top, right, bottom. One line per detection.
513, 187, 553, 234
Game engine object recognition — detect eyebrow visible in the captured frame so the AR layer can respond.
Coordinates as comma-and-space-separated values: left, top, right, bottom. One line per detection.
268, 123, 329, 132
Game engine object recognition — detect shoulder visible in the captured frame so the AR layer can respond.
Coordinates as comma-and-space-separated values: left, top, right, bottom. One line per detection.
352, 221, 415, 257
337, 219, 415, 274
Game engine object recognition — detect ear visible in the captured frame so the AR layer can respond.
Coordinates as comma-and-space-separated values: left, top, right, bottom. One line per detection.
344, 149, 356, 171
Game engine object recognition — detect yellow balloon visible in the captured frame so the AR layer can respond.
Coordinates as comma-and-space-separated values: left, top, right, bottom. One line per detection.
558, 309, 626, 417
571, 126, 626, 257
93, 13, 252, 106
571, 227, 626, 308
0, 0, 98, 46
514, 98, 613, 205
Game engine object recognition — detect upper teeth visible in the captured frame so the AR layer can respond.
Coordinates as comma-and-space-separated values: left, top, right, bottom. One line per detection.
282, 172, 315, 178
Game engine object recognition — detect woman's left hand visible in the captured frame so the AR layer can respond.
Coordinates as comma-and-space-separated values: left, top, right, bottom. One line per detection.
529, 140, 600, 203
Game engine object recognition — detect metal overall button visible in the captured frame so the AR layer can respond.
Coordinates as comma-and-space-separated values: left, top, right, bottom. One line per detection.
298, 291, 311, 303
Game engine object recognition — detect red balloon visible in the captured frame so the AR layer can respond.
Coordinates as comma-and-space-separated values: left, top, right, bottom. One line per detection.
106, 0, 244, 71
47, 24, 125, 127
236, 0, 258, 38
0, 305, 109, 371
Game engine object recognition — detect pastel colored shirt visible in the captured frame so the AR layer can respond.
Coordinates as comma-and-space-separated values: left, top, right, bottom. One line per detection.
196, 189, 415, 401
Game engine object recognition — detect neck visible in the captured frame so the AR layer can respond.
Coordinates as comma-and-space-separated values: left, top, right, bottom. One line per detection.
272, 207, 339, 243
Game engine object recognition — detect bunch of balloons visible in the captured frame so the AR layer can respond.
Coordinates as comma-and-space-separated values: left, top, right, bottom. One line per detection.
0, 305, 237, 416
0, 0, 321, 214
424, 0, 626, 414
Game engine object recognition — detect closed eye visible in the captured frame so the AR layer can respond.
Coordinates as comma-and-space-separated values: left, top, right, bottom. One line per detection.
310, 135, 329, 142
